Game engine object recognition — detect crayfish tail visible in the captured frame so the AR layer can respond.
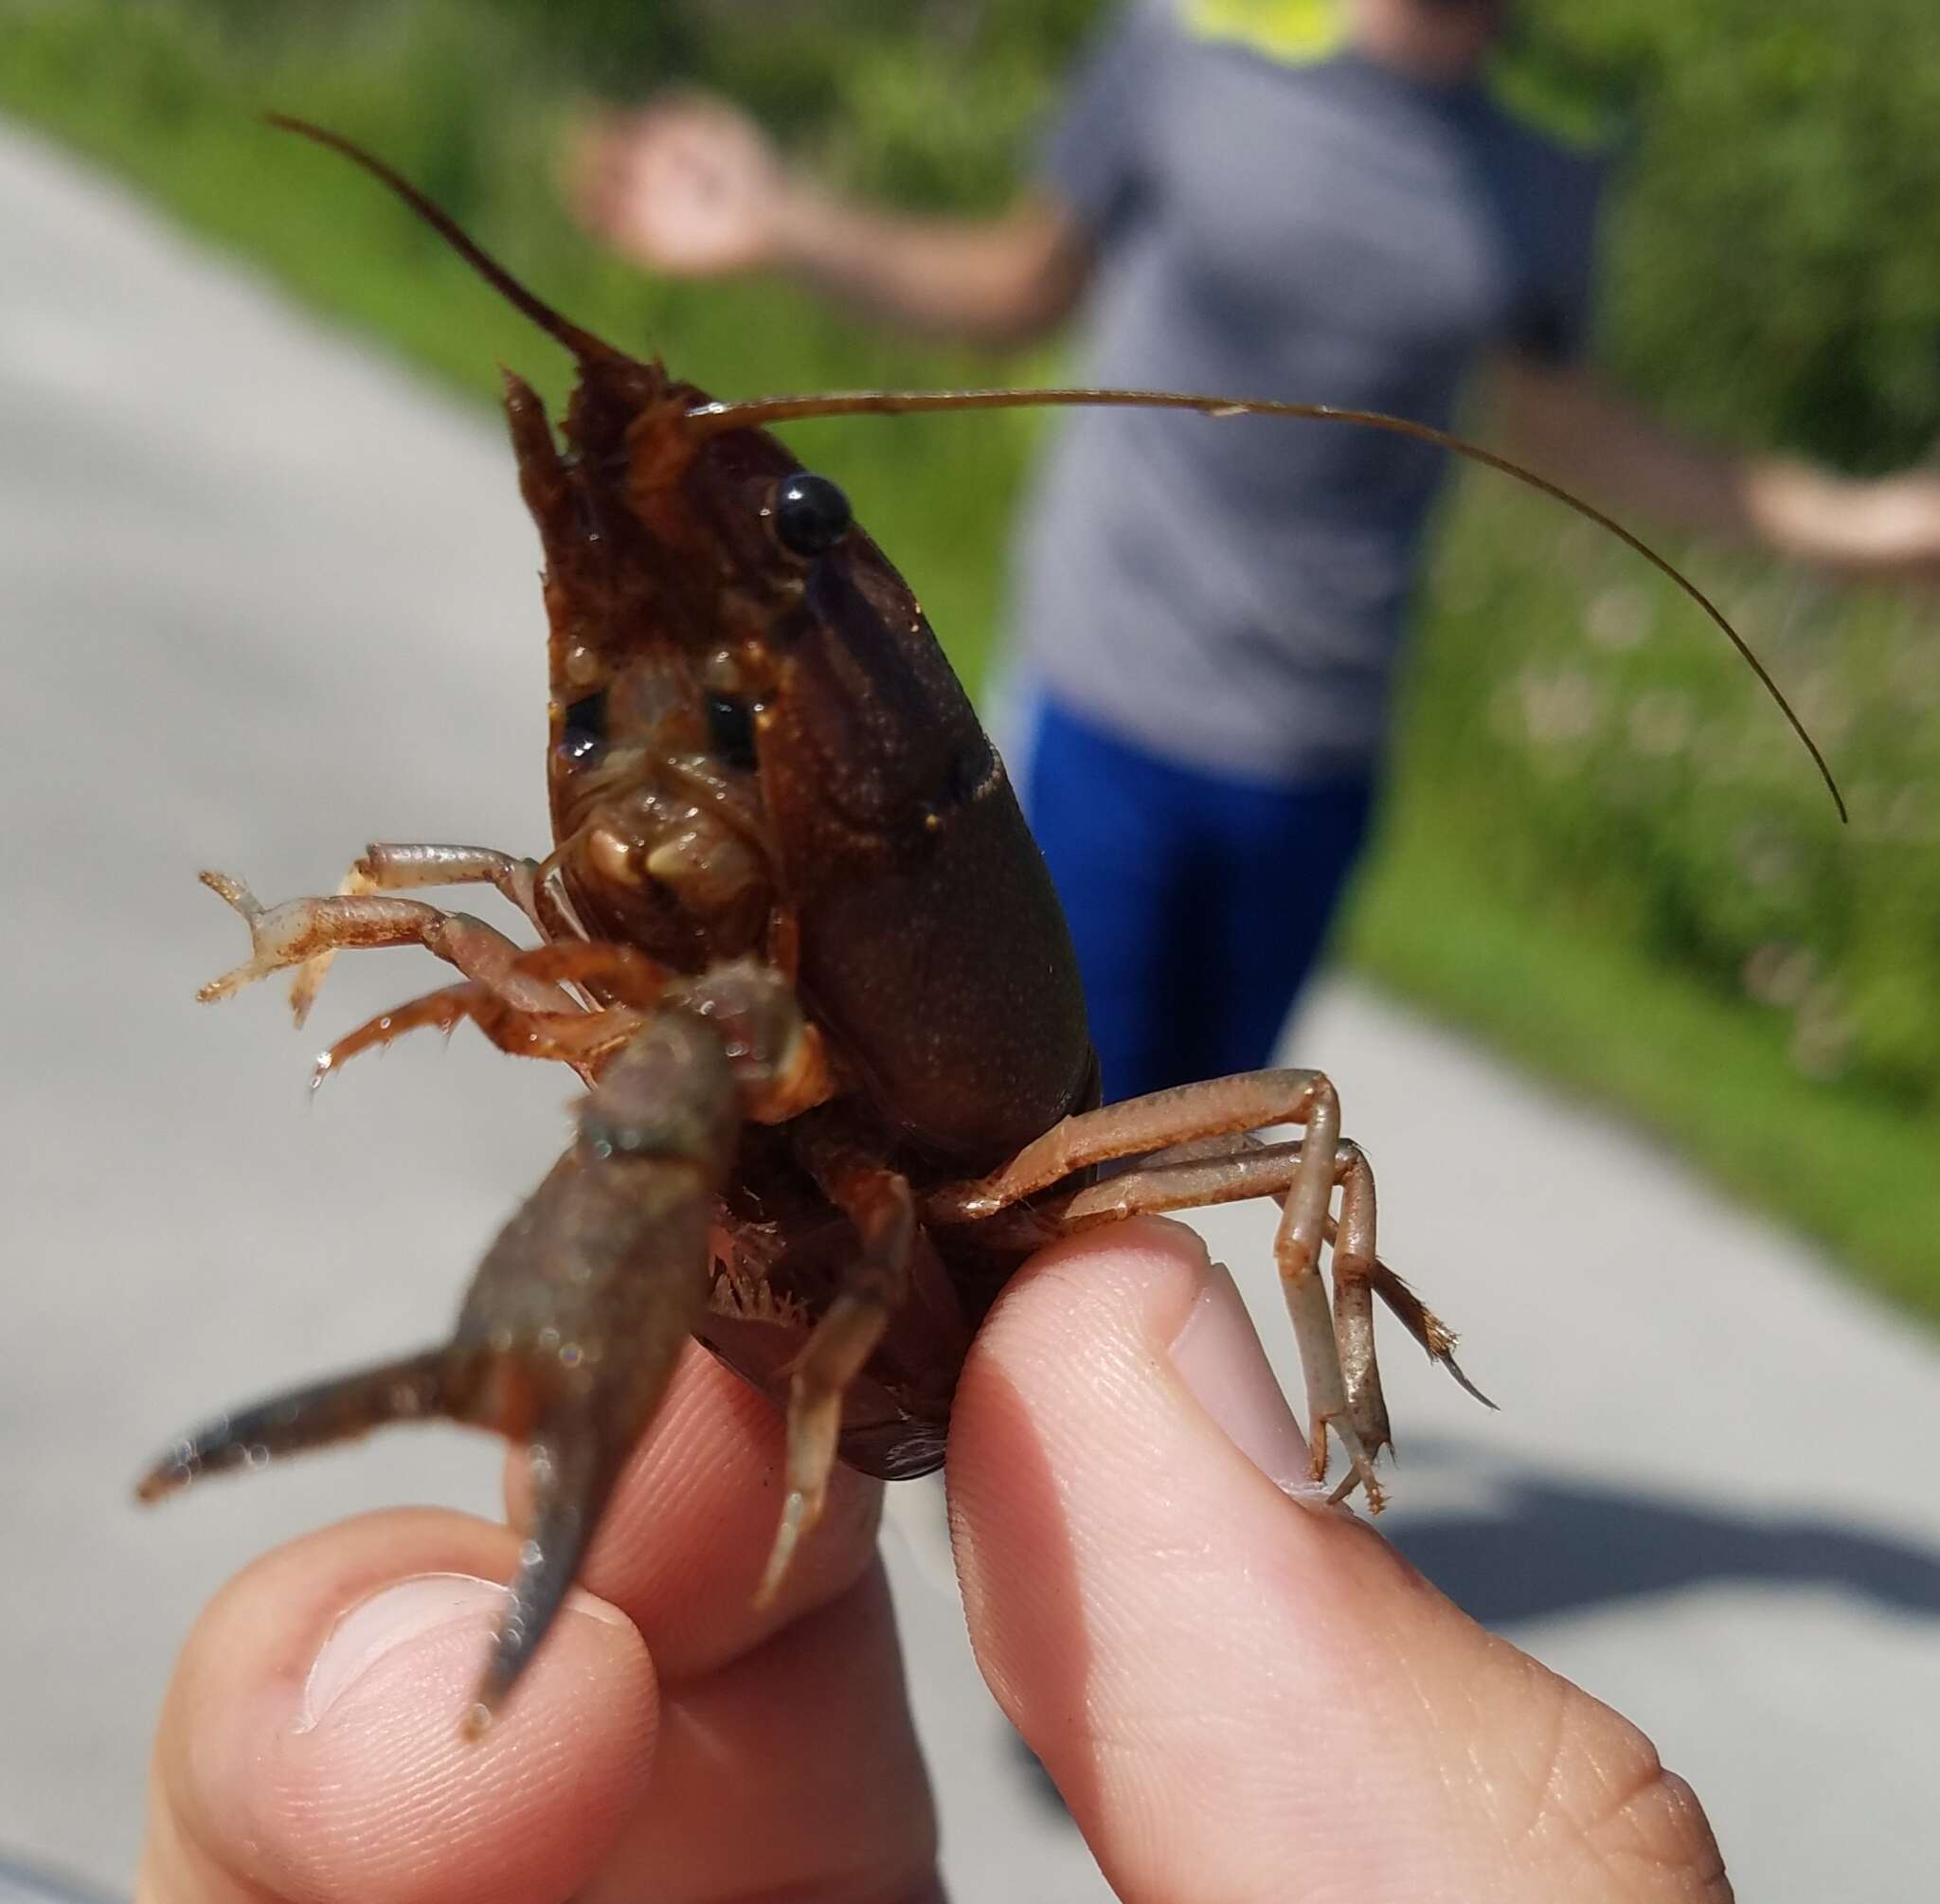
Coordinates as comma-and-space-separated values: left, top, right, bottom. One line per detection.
134, 1344, 464, 1503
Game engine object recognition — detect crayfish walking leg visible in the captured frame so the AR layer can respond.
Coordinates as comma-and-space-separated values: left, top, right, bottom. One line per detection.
924, 1070, 1484, 1504
755, 1131, 917, 1606
278, 841, 552, 1024
194, 869, 578, 1020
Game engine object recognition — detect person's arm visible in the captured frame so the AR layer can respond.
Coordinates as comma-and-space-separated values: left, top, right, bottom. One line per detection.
570, 94, 1093, 350
777, 184, 1092, 349
1491, 350, 1940, 579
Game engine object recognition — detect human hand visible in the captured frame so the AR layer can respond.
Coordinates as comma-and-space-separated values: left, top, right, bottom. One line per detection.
566, 92, 799, 279
1744, 457, 1940, 581
137, 1221, 1730, 1902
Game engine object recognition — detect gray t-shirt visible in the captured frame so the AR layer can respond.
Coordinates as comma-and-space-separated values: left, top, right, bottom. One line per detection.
1013, 1, 1604, 783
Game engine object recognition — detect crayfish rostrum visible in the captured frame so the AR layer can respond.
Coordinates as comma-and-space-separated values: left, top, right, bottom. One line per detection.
137, 119, 1837, 1733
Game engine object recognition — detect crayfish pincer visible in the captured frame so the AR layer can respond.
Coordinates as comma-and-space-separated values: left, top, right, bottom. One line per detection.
137, 118, 1838, 1733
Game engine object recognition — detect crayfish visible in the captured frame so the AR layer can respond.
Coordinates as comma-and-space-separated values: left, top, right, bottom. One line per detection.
136, 119, 1839, 1734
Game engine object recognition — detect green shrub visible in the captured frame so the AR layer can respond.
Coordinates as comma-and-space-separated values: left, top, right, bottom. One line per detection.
1503, 0, 1940, 468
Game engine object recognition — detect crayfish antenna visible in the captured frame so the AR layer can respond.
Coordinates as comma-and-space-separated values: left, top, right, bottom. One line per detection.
264, 115, 634, 370
685, 386, 1844, 821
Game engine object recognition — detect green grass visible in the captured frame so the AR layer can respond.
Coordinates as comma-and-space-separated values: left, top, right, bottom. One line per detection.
8, 0, 1936, 1322
0, 0, 1045, 680
1349, 811, 1940, 1319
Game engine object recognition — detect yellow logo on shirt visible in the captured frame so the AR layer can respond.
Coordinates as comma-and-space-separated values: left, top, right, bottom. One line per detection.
1179, 0, 1345, 65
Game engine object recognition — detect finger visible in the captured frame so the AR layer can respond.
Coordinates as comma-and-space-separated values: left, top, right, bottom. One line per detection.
583, 1564, 941, 1904
637, 88, 740, 139
561, 110, 696, 251
142, 1509, 654, 1904
514, 1346, 938, 1900
646, 128, 741, 207
948, 1220, 1730, 1904
560, 112, 620, 234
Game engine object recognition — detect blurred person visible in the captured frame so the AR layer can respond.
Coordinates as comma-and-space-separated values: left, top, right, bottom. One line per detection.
137, 1222, 1735, 1903
572, 0, 1940, 1103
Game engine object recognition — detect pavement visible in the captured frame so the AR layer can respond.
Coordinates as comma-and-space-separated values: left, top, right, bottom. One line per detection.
4, 117, 1939, 1901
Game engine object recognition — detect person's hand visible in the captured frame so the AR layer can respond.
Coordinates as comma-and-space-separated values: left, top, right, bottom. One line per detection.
137, 1220, 1730, 1902
567, 93, 799, 279
1744, 457, 1940, 581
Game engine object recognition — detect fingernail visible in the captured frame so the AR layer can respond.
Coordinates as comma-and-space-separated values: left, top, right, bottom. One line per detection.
297, 1572, 509, 1733
1169, 1263, 1326, 1500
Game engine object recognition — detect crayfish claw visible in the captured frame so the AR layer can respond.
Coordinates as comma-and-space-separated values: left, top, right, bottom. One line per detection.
193, 875, 471, 1013
288, 964, 327, 1029
195, 869, 278, 1002
754, 1486, 817, 1612
289, 941, 342, 1028
134, 1344, 465, 1503
1325, 1430, 1388, 1512
289, 858, 383, 1026
144, 1012, 739, 1724
198, 868, 263, 922
465, 1408, 607, 1738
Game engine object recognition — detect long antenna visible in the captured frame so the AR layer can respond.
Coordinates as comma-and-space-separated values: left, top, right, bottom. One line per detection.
264, 114, 629, 368
690, 386, 1846, 820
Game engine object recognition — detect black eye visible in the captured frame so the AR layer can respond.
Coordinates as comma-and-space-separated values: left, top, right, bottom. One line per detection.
772, 473, 851, 557
705, 693, 759, 772
561, 689, 606, 762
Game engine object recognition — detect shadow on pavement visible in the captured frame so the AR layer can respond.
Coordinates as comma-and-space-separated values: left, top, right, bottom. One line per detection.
1390, 1463, 1940, 1628
0, 1853, 123, 1904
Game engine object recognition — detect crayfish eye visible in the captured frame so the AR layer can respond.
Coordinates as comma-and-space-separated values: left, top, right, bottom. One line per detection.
705, 692, 759, 772
560, 689, 607, 763
771, 473, 851, 557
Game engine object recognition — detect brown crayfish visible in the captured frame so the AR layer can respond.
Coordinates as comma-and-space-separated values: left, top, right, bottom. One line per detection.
135, 119, 1840, 1733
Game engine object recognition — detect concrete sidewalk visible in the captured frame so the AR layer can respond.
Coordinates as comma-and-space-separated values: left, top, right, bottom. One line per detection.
4, 118, 1938, 1899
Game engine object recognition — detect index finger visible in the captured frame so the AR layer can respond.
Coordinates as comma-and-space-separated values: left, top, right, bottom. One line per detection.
140, 1344, 927, 1904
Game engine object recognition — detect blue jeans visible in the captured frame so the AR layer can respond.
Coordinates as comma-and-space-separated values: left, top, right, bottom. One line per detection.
1022, 695, 1374, 1104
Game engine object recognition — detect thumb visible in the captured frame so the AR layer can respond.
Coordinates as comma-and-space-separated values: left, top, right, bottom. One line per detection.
139, 1510, 653, 1904
945, 1219, 1729, 1904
